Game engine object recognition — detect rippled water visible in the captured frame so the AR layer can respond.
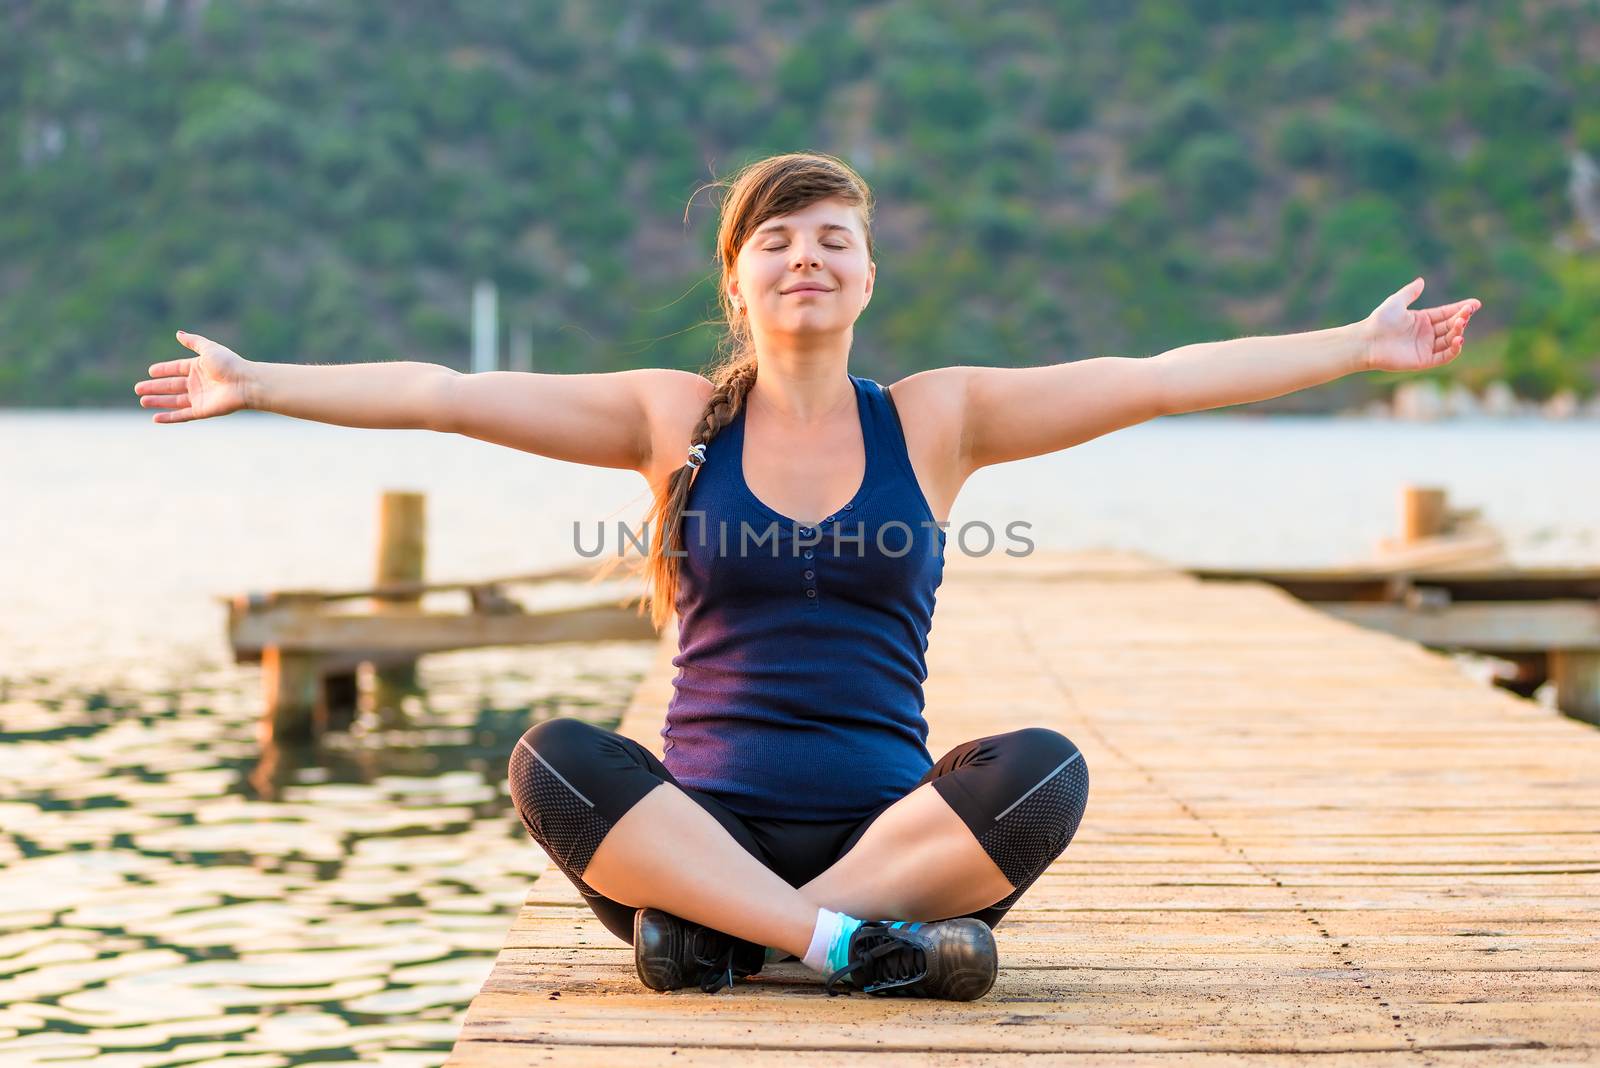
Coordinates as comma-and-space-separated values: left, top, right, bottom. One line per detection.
0, 643, 651, 1066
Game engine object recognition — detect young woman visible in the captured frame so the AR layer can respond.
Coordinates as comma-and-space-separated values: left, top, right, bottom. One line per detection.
136, 152, 1479, 1001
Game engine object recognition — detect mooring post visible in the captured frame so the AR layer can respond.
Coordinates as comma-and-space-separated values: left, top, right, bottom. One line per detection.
262, 644, 323, 740
1400, 484, 1448, 543
319, 668, 360, 732
371, 490, 426, 722
1550, 650, 1600, 726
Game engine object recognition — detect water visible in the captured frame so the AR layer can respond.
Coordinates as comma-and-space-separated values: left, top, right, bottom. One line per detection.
0, 646, 646, 1067
2, 409, 1596, 1064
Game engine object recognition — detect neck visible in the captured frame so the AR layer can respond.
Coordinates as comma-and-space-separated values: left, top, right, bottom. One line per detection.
746, 327, 855, 423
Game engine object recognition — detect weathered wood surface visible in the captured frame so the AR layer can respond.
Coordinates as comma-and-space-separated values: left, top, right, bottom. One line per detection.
449, 550, 1600, 1065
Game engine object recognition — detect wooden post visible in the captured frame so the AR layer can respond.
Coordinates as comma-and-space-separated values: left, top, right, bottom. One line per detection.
371, 491, 426, 722
262, 645, 323, 740
1401, 485, 1448, 544
1550, 650, 1600, 726
1491, 652, 1549, 699
320, 670, 359, 732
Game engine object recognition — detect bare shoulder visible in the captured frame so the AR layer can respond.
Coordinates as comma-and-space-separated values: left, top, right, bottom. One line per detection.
886, 365, 974, 462
636, 368, 714, 486
883, 366, 976, 523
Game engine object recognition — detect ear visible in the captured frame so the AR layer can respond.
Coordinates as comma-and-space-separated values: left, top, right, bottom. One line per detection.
863, 260, 875, 307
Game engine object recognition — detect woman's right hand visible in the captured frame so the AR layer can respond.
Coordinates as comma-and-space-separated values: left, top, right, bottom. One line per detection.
134, 331, 256, 423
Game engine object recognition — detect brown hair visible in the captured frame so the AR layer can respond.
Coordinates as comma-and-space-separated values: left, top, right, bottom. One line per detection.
602, 152, 876, 632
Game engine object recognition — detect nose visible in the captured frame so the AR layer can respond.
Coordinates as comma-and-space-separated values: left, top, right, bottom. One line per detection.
792, 243, 822, 270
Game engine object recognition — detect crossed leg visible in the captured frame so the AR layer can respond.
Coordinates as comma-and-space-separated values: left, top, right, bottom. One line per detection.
798, 783, 1013, 920
803, 727, 1090, 924
508, 718, 1088, 956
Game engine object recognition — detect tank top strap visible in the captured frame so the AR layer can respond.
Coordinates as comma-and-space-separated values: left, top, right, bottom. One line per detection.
851, 373, 933, 524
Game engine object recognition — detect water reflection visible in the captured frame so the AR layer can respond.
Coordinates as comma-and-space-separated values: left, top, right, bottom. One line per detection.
0, 642, 651, 1066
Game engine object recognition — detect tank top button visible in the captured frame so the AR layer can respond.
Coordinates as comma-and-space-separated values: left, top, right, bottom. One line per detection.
803, 550, 813, 559
805, 589, 816, 598
825, 515, 834, 523
803, 570, 814, 579
844, 503, 853, 510
799, 527, 812, 536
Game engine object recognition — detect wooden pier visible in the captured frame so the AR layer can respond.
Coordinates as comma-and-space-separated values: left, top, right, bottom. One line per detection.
224, 491, 655, 739
448, 549, 1600, 1065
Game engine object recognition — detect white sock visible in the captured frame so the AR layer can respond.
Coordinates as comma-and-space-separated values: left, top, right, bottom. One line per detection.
800, 907, 863, 975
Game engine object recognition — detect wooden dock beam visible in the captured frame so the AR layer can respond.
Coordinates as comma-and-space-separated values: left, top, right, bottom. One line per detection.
248, 490, 657, 740
370, 490, 427, 723
261, 645, 324, 741
1551, 650, 1600, 725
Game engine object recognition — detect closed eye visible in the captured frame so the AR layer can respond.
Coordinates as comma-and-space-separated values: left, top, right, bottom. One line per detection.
766, 243, 848, 251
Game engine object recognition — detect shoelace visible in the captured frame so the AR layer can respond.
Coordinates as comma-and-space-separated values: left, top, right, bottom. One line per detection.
823, 929, 927, 996
689, 925, 738, 994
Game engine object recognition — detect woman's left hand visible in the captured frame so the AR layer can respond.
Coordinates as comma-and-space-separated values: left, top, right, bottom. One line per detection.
1361, 276, 1481, 373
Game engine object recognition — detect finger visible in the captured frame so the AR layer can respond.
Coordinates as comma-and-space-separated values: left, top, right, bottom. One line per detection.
147, 356, 196, 377
176, 330, 215, 355
1397, 276, 1424, 306
1424, 298, 1479, 325
154, 403, 197, 424
1433, 310, 1469, 339
135, 378, 188, 396
140, 394, 190, 409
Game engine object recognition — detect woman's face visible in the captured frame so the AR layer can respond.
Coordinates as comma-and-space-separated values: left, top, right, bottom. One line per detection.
730, 196, 875, 338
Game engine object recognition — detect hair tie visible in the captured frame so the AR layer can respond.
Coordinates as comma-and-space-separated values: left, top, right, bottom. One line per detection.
685, 443, 707, 470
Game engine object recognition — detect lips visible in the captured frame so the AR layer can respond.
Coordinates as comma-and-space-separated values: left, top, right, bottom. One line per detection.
782, 285, 831, 294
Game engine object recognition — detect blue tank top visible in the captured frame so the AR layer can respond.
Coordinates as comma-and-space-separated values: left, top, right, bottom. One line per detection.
661, 372, 947, 821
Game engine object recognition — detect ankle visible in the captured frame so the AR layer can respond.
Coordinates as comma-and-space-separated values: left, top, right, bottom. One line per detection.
800, 907, 864, 975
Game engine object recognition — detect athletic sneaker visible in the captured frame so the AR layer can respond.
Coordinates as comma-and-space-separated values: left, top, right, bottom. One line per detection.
823, 918, 997, 1000
633, 908, 766, 994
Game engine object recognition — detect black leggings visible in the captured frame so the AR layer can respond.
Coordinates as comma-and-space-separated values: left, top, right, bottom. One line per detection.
508, 717, 1090, 945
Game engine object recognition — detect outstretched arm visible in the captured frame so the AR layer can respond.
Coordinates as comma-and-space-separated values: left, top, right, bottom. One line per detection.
1157, 276, 1478, 415
137, 331, 455, 430
138, 330, 710, 476
960, 277, 1479, 470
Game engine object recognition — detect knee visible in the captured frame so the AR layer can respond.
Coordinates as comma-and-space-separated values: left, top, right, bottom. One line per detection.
1004, 728, 1086, 773
1000, 727, 1089, 834
517, 715, 606, 762
508, 716, 606, 810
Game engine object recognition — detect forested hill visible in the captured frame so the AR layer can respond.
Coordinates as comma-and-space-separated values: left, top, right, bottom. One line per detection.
4, 1, 1596, 409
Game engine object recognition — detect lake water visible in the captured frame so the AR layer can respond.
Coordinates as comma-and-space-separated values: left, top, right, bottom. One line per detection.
2, 409, 1596, 1065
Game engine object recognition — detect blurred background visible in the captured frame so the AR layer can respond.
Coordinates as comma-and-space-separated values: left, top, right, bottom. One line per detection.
4, 0, 1598, 406
1, 2, 1596, 1065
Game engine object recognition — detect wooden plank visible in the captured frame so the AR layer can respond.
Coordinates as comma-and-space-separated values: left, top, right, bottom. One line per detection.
220, 559, 614, 607
1367, 531, 1509, 572
1316, 601, 1600, 651
1189, 566, 1600, 603
449, 549, 1600, 1065
239, 602, 657, 656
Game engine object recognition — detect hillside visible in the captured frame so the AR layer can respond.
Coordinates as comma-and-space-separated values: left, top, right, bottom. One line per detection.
3, 0, 1597, 408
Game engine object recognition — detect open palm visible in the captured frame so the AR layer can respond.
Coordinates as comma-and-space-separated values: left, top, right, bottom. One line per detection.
1363, 277, 1481, 374
133, 331, 253, 423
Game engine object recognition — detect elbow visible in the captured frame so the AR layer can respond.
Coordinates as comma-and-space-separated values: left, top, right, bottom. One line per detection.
422, 366, 463, 434
1144, 356, 1181, 419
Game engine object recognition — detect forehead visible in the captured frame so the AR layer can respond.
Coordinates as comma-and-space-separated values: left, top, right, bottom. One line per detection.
751, 198, 861, 238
